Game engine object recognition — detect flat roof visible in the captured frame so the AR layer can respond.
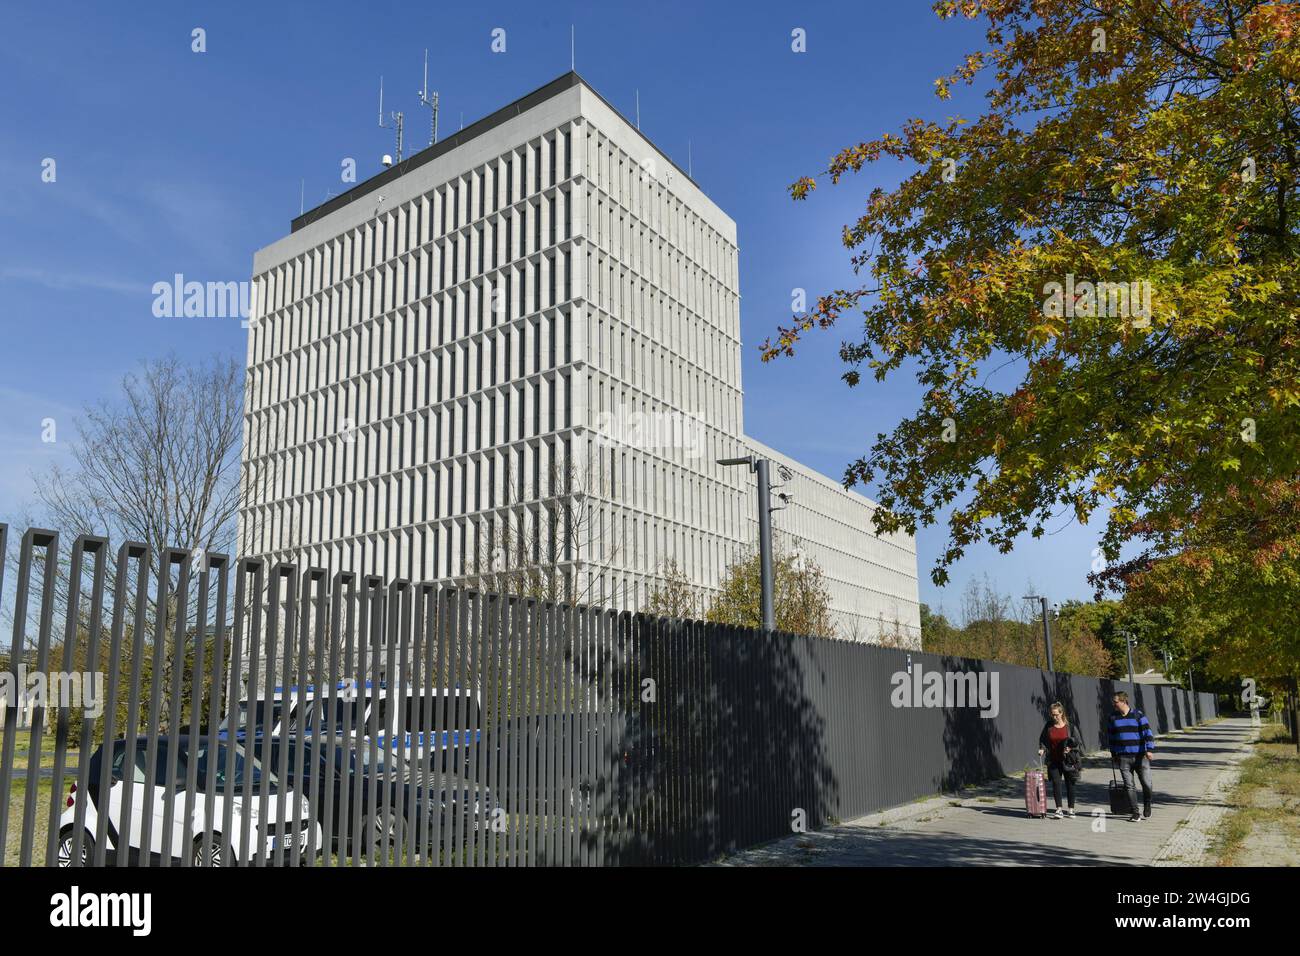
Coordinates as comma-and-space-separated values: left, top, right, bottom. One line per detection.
290, 70, 702, 234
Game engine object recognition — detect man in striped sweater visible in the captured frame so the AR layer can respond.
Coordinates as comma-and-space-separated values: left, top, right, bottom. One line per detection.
1109, 691, 1156, 822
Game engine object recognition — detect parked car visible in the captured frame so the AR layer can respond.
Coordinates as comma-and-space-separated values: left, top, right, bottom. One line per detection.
56, 736, 320, 866
224, 682, 484, 776
270, 737, 493, 860
217, 686, 307, 740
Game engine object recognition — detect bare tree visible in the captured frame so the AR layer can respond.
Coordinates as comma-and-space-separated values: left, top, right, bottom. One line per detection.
868, 614, 920, 650
462, 446, 622, 608
1, 355, 292, 738
642, 558, 703, 621
5, 354, 286, 634
45, 358, 242, 555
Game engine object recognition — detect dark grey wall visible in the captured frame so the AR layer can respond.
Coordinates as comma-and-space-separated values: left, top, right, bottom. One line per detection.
503, 619, 1217, 866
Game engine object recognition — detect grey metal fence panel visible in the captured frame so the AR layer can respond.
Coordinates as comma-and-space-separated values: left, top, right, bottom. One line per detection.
67, 536, 109, 868
300, 567, 326, 866
157, 549, 192, 866
363, 576, 384, 868
0, 524, 1227, 867
46, 535, 106, 866
181, 551, 213, 868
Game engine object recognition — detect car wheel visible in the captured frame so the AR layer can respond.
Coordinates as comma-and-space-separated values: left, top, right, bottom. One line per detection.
366, 809, 399, 864
57, 827, 91, 867
192, 835, 226, 867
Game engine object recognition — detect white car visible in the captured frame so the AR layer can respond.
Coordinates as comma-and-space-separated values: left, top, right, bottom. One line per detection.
217, 688, 303, 739
57, 736, 320, 866
227, 682, 484, 776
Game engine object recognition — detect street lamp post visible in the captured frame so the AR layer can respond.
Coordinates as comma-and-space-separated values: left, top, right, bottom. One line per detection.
718, 454, 775, 633
1022, 595, 1055, 673
1120, 630, 1137, 684
756, 459, 774, 632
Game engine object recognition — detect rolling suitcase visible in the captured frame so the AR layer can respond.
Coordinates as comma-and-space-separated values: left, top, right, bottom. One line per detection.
1109, 764, 1133, 815
1025, 758, 1048, 818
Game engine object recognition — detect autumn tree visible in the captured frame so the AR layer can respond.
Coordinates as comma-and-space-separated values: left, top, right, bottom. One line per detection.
1118, 480, 1300, 697
1053, 598, 1174, 676
920, 602, 961, 650
705, 540, 836, 637
922, 578, 1119, 675
1050, 601, 1124, 677
765, 1, 1300, 607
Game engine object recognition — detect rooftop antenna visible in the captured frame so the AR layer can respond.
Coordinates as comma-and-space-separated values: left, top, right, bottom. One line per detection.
570, 25, 575, 71
379, 75, 404, 165
299, 179, 305, 215
688, 140, 693, 178
636, 89, 640, 130
417, 49, 439, 147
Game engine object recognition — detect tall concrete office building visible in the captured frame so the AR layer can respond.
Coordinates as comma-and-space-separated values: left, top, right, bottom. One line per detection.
240, 73, 920, 645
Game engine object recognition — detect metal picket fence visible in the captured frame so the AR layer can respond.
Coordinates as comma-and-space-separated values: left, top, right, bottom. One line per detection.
0, 524, 1218, 867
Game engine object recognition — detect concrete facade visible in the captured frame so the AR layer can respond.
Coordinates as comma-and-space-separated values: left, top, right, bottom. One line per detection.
239, 72, 920, 645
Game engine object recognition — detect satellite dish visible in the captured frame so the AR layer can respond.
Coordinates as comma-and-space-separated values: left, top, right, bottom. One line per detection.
381, 154, 394, 168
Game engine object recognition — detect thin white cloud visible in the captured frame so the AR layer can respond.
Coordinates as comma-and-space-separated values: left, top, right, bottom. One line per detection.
0, 266, 149, 296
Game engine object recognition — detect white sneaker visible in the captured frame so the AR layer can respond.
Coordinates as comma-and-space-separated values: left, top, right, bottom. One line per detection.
1067, 808, 1077, 819
1051, 808, 1064, 819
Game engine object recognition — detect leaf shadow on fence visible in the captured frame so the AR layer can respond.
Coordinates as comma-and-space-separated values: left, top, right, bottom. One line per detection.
554, 619, 838, 866
1095, 679, 1121, 750
1154, 686, 1172, 735
940, 657, 1006, 791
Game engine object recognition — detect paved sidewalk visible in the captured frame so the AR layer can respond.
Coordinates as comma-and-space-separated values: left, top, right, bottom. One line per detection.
714, 717, 1257, 866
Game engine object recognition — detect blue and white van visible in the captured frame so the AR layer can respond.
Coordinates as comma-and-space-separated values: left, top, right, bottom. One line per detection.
221, 682, 484, 774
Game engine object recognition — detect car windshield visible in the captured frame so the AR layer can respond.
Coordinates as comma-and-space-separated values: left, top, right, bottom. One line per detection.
219, 699, 284, 736
192, 743, 280, 794
288, 694, 368, 735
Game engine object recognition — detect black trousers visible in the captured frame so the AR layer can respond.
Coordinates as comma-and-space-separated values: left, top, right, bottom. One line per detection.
1047, 761, 1076, 809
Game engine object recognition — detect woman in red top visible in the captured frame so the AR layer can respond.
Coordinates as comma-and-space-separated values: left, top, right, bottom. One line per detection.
1037, 702, 1081, 818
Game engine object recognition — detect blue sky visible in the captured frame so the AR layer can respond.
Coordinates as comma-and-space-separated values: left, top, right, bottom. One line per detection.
0, 0, 1106, 617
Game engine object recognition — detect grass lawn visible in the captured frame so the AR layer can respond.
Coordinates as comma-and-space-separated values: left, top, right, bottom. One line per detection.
3, 776, 56, 867
1210, 723, 1300, 866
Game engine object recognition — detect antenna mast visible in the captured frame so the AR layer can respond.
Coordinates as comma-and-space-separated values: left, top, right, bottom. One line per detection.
379, 75, 405, 163
418, 49, 440, 147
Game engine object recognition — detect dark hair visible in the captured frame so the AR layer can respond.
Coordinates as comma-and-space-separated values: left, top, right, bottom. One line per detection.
1113, 691, 1129, 704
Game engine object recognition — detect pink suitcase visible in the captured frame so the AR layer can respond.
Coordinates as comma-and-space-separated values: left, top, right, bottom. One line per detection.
1025, 760, 1048, 818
